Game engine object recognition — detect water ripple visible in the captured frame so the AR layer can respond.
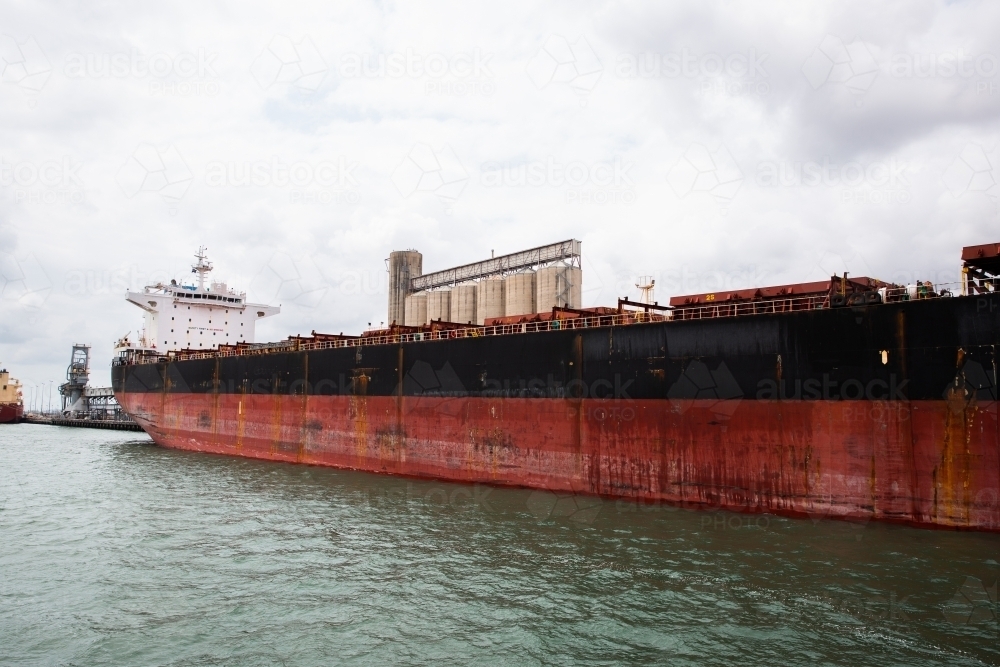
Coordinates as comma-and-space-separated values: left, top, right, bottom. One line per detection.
2, 425, 999, 666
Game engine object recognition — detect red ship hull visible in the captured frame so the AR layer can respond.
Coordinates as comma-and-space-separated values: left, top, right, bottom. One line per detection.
119, 391, 1000, 531
0, 403, 23, 424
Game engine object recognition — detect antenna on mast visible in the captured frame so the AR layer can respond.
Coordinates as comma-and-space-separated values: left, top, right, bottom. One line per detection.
192, 246, 213, 291
636, 275, 655, 304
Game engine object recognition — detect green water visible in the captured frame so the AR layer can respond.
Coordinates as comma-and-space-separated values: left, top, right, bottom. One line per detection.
1, 424, 999, 666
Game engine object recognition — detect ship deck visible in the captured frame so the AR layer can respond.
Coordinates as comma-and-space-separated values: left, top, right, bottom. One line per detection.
118, 281, 972, 366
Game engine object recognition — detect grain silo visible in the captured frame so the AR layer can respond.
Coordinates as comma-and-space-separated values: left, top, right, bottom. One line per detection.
476, 277, 505, 324
536, 264, 582, 312
504, 271, 536, 316
426, 289, 452, 322
404, 293, 428, 326
387, 250, 422, 326
450, 284, 477, 324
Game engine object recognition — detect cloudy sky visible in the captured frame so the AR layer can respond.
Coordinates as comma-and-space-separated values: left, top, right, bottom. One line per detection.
1, 1, 998, 394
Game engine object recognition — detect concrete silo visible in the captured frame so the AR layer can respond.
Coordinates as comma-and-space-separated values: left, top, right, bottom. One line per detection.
504, 271, 536, 316
450, 284, 477, 324
426, 290, 452, 322
388, 250, 422, 326
476, 277, 505, 324
536, 264, 582, 312
404, 293, 428, 326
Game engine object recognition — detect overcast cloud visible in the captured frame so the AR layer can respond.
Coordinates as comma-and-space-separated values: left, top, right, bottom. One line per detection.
1, 0, 998, 392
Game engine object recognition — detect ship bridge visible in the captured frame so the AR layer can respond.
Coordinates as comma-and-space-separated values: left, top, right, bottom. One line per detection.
122, 247, 279, 352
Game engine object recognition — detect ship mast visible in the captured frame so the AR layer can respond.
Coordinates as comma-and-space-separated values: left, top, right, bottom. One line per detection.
635, 276, 655, 304
192, 246, 213, 291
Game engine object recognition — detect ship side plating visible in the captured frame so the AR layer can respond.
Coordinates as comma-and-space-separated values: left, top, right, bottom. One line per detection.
113, 289, 1000, 530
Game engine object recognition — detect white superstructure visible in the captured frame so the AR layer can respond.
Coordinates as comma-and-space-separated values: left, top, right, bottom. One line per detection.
120, 247, 279, 352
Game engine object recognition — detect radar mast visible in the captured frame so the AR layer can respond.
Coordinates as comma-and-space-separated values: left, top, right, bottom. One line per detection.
192, 246, 213, 291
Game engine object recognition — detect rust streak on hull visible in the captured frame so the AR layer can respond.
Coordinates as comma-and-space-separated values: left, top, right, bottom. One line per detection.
118, 391, 1000, 531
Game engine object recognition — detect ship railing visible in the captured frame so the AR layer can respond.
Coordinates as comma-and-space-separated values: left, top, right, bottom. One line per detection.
120, 280, 974, 365
669, 281, 966, 321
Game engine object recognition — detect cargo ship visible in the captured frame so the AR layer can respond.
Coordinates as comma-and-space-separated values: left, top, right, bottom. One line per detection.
0, 366, 24, 423
113, 241, 1000, 531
